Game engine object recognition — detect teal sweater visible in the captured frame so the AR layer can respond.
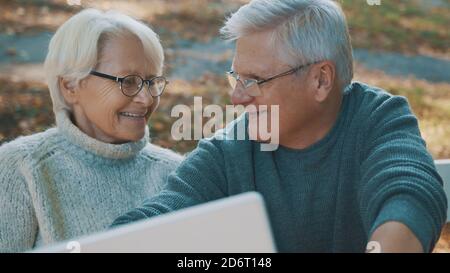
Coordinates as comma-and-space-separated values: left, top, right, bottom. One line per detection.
112, 82, 447, 252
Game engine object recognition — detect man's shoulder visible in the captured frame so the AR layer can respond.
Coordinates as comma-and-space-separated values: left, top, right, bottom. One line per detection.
348, 81, 396, 106
347, 81, 413, 122
346, 82, 423, 156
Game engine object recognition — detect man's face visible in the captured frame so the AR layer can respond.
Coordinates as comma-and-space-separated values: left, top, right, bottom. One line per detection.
231, 30, 319, 146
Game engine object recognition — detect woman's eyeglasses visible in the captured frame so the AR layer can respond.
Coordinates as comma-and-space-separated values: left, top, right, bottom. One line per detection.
90, 70, 168, 97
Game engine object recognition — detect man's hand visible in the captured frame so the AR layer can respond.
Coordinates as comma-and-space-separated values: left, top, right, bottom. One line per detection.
367, 221, 424, 253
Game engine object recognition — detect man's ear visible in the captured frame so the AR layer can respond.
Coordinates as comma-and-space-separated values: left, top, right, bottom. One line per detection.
59, 77, 79, 104
311, 61, 336, 103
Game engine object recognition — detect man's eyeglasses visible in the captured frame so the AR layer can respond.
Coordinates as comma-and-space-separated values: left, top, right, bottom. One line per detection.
90, 70, 168, 97
226, 62, 317, 97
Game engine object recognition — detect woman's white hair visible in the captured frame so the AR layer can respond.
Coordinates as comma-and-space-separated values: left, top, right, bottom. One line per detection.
221, 0, 353, 88
44, 8, 164, 115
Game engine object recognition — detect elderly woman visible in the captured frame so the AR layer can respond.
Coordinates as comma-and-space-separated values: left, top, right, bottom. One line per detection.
0, 9, 182, 252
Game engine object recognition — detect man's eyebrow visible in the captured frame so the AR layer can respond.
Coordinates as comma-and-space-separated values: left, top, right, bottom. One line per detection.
231, 68, 264, 79
241, 72, 265, 79
248, 73, 265, 79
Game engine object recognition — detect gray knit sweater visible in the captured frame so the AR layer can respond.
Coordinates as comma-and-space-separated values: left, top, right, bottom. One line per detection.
0, 110, 183, 252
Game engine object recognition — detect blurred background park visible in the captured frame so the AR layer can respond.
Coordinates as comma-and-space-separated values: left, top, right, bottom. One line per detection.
0, 0, 449, 251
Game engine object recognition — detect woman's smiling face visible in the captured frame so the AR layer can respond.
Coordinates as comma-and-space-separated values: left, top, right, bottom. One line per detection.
67, 33, 160, 144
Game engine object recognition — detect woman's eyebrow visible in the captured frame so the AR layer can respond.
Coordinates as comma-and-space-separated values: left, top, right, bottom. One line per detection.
114, 69, 136, 76
115, 70, 156, 78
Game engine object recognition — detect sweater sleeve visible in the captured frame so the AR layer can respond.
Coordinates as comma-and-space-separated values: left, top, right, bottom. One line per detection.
358, 93, 447, 253
111, 137, 228, 227
0, 142, 38, 252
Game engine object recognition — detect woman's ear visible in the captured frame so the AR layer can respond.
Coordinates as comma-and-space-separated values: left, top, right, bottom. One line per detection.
312, 61, 336, 103
59, 77, 79, 105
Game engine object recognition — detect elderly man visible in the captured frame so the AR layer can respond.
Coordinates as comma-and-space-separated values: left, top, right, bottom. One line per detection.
112, 0, 447, 252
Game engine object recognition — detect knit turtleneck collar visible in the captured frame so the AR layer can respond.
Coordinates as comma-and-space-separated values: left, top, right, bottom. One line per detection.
55, 110, 149, 159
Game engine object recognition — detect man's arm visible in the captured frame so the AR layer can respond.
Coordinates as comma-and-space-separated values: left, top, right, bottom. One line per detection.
359, 94, 447, 253
111, 137, 228, 227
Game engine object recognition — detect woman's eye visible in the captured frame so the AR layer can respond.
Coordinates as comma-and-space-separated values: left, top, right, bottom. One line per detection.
123, 77, 139, 86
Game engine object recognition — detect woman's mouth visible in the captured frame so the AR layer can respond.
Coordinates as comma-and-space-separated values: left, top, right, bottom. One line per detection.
118, 111, 148, 125
119, 112, 147, 118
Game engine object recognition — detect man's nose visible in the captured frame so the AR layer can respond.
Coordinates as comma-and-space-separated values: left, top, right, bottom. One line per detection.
230, 87, 253, 105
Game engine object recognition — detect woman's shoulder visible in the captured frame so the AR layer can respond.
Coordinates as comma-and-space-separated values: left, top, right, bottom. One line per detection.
141, 143, 184, 166
0, 127, 60, 164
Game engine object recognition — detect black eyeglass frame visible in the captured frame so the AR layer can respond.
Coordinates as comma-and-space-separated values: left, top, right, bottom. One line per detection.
89, 70, 168, 97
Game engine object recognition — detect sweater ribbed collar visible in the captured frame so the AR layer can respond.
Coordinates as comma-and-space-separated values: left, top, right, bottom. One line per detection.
55, 110, 149, 159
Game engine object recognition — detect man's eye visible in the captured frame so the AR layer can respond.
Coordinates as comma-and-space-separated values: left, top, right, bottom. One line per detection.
243, 79, 257, 88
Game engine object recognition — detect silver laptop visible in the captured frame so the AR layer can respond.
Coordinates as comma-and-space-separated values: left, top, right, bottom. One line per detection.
31, 192, 277, 253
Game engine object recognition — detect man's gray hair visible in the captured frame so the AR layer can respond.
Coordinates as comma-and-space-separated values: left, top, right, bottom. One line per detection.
221, 0, 353, 87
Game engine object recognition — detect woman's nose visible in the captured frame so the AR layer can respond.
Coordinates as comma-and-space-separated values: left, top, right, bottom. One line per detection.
230, 87, 253, 105
133, 88, 154, 106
